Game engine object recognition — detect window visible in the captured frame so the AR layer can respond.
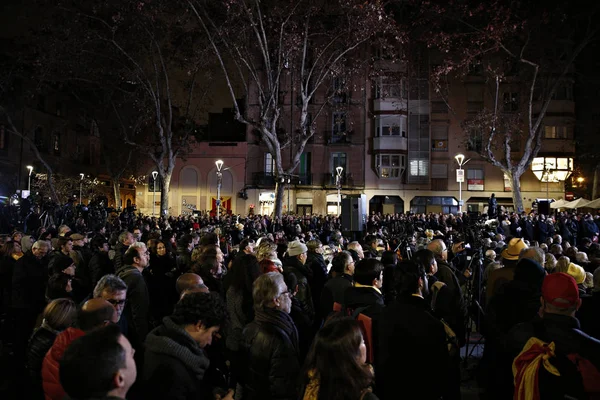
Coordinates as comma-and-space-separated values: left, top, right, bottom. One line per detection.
375, 115, 406, 137
544, 126, 568, 139
431, 101, 448, 113
52, 132, 61, 155
503, 92, 519, 113
431, 163, 448, 178
332, 152, 347, 172
409, 78, 429, 100
299, 152, 311, 183
332, 77, 347, 104
466, 85, 484, 114
409, 159, 428, 176
34, 127, 46, 152
431, 125, 448, 152
467, 129, 483, 152
467, 167, 485, 191
552, 83, 574, 101
375, 77, 407, 99
376, 154, 405, 178
264, 153, 275, 175
332, 112, 346, 134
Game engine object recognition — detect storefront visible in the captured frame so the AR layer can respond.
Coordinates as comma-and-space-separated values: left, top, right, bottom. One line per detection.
259, 192, 276, 216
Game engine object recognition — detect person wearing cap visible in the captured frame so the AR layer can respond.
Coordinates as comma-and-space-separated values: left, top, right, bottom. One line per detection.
486, 237, 528, 304
482, 254, 547, 399
506, 273, 600, 399
282, 240, 315, 325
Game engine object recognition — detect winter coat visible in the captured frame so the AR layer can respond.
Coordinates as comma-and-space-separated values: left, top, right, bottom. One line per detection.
12, 250, 48, 312
41, 327, 85, 400
88, 251, 114, 288
143, 317, 211, 400
241, 311, 301, 400
116, 265, 151, 349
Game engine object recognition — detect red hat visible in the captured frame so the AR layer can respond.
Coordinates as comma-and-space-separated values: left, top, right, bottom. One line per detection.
542, 273, 580, 309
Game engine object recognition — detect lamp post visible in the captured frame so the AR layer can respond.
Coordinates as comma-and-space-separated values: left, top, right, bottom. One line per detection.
26, 165, 33, 193
454, 154, 469, 214
151, 171, 158, 216
79, 173, 84, 205
287, 177, 291, 214
336, 166, 343, 216
215, 160, 224, 221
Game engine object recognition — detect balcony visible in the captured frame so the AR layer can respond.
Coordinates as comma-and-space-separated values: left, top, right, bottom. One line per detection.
297, 174, 313, 185
326, 130, 353, 145
252, 172, 276, 187
373, 136, 407, 152
321, 173, 364, 188
373, 98, 407, 112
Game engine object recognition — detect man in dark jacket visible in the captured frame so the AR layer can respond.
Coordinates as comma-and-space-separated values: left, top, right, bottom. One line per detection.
116, 242, 151, 352
320, 251, 354, 317
12, 240, 51, 364
343, 258, 384, 320
304, 239, 328, 322
113, 231, 134, 272
88, 236, 114, 288
143, 292, 230, 400
377, 261, 449, 400
242, 272, 300, 400
282, 241, 315, 324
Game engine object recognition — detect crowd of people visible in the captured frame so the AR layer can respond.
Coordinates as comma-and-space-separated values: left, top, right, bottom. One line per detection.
0, 207, 600, 399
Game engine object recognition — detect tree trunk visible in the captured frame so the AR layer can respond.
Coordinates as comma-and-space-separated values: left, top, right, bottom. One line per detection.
112, 177, 122, 210
160, 172, 172, 216
593, 166, 599, 200
274, 180, 285, 218
509, 170, 525, 213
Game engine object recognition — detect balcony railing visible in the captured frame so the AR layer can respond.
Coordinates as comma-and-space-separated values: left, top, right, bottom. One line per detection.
325, 130, 352, 145
252, 172, 276, 187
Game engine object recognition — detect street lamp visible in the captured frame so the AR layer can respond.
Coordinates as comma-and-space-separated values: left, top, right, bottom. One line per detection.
336, 166, 344, 216
215, 160, 224, 221
79, 173, 84, 205
26, 165, 33, 193
151, 171, 158, 216
454, 154, 469, 214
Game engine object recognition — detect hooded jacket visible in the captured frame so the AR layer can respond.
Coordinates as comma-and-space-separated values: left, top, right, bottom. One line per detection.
143, 316, 211, 400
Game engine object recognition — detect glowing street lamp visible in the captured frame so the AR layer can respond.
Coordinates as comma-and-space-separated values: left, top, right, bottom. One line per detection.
26, 165, 33, 192
79, 173, 84, 205
336, 166, 344, 216
454, 154, 469, 214
152, 171, 158, 216
215, 160, 224, 221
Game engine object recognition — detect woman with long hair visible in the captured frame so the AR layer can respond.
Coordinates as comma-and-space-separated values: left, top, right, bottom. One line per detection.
300, 317, 377, 400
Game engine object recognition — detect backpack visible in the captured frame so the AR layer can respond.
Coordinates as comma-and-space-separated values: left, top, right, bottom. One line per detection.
512, 321, 600, 400
430, 281, 459, 357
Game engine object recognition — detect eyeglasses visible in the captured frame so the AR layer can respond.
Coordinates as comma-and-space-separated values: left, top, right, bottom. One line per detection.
106, 299, 127, 306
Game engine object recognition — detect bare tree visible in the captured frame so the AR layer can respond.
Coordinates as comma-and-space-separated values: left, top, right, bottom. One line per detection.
188, 0, 400, 217
411, 0, 599, 212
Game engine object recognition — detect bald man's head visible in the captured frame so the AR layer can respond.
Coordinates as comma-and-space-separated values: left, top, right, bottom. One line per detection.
79, 298, 117, 329
427, 239, 447, 260
176, 273, 204, 294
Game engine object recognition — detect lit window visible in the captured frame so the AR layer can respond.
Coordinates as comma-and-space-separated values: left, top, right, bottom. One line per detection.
376, 154, 404, 178
409, 159, 428, 176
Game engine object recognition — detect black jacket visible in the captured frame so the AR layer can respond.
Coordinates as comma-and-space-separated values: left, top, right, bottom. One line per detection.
143, 317, 211, 400
116, 265, 150, 349
320, 273, 353, 317
12, 251, 48, 312
241, 315, 300, 399
88, 252, 114, 288
343, 286, 384, 320
377, 295, 449, 400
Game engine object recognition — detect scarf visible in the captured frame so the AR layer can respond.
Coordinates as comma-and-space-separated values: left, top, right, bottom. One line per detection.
513, 337, 560, 400
255, 306, 299, 354
145, 316, 210, 380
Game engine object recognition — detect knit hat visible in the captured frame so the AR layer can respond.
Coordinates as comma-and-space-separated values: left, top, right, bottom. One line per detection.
501, 238, 528, 261
542, 273, 579, 309
287, 241, 308, 257
567, 263, 586, 285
